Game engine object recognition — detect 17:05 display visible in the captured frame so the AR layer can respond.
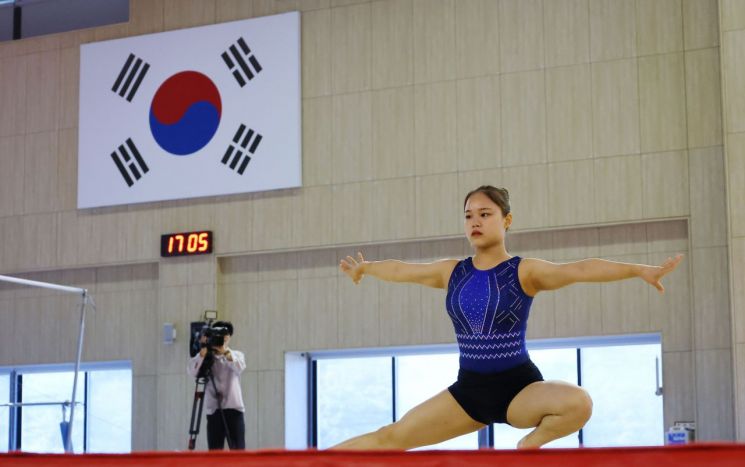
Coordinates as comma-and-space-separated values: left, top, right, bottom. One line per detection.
161, 231, 213, 257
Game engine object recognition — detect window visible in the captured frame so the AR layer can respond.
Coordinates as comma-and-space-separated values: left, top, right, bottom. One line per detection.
581, 344, 663, 447
315, 357, 392, 449
308, 335, 663, 449
0, 362, 132, 453
0, 373, 8, 452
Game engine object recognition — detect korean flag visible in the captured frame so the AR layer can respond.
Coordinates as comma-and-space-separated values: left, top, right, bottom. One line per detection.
78, 12, 301, 209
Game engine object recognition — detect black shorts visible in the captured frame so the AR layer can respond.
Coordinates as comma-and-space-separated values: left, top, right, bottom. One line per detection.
448, 359, 544, 425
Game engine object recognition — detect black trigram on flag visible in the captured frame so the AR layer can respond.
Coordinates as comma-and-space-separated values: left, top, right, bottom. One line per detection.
111, 138, 149, 187
221, 37, 262, 87
112, 53, 150, 102
221, 124, 262, 175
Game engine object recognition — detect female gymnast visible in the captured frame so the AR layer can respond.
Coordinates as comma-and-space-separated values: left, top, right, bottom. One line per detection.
334, 185, 683, 450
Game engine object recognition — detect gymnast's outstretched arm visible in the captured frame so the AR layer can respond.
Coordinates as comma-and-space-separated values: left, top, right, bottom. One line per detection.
519, 254, 684, 296
339, 252, 458, 289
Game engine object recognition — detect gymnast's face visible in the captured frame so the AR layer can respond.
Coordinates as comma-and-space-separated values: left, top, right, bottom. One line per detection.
464, 192, 511, 248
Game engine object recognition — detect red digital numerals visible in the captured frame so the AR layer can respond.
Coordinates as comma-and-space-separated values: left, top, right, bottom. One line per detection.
161, 231, 213, 257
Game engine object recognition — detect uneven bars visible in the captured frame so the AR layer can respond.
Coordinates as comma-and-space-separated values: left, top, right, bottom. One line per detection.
0, 273, 89, 453
0, 274, 87, 295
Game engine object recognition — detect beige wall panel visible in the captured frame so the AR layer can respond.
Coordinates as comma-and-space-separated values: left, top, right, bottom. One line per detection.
733, 238, 745, 343
457, 168, 503, 202
689, 147, 727, 247
156, 286, 188, 373
662, 350, 696, 432
686, 48, 723, 148
220, 281, 260, 369
258, 251, 298, 282
414, 81, 457, 175
20, 213, 57, 271
421, 285, 454, 343
85, 291, 127, 361
456, 76, 500, 172
158, 203, 190, 237
649, 251, 692, 351
57, 129, 77, 212
132, 375, 157, 451
501, 70, 547, 166
551, 228, 600, 261
636, 0, 684, 55
546, 64, 593, 163
58, 47, 79, 130
303, 96, 333, 186
235, 370, 259, 448
25, 51, 60, 134
292, 185, 333, 247
124, 206, 160, 262
591, 59, 640, 157
3, 32, 59, 58
646, 219, 689, 253
91, 209, 130, 265
160, 258, 190, 288
372, 178, 416, 241
298, 248, 339, 279
163, 0, 216, 30
332, 0, 369, 7
332, 182, 375, 244
337, 274, 380, 347
639, 53, 688, 153
0, 301, 15, 360
378, 245, 424, 346
589, 0, 637, 61
419, 238, 469, 261
211, 198, 253, 254
129, 0, 164, 35
502, 164, 549, 230
215, 0, 253, 22
302, 8, 332, 98
156, 373, 192, 449
525, 292, 556, 339
0, 135, 25, 217
187, 256, 217, 285
723, 31, 745, 133
720, 0, 745, 31
455, 0, 499, 78
601, 253, 651, 334
0, 56, 27, 137
593, 155, 643, 223
498, 0, 543, 73
332, 92, 373, 183
728, 133, 745, 237
547, 160, 595, 226
257, 370, 284, 448
683, 0, 718, 49
294, 276, 339, 350
692, 247, 732, 349
372, 86, 415, 179
128, 289, 159, 375
415, 173, 460, 238
252, 191, 296, 250
218, 255, 259, 284
92, 22, 129, 42
331, 3, 371, 94
372, 0, 413, 88
543, 0, 590, 67
255, 280, 296, 369
597, 223, 646, 256
55, 211, 81, 267
737, 344, 745, 438
642, 150, 690, 218
0, 217, 22, 271
413, 0, 455, 83
553, 282, 602, 337
695, 349, 735, 440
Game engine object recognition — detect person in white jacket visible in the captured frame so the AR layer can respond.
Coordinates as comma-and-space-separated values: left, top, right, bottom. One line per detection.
187, 321, 247, 449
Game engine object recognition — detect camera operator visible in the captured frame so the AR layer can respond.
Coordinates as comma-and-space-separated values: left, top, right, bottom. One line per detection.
187, 321, 246, 450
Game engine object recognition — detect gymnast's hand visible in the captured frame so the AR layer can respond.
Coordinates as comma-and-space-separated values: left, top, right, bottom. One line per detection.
638, 254, 683, 294
340, 252, 367, 285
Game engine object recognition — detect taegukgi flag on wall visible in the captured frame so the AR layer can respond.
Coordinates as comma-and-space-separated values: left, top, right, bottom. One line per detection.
78, 12, 301, 209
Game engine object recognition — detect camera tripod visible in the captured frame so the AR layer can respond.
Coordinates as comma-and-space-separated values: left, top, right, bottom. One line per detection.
187, 349, 233, 450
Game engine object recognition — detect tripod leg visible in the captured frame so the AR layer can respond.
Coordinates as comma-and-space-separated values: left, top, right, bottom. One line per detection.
188, 378, 207, 450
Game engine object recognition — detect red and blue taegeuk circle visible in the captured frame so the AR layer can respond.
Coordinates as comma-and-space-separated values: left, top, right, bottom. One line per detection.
149, 71, 222, 156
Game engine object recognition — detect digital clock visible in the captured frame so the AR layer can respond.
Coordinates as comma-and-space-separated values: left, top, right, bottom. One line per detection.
161, 231, 213, 257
